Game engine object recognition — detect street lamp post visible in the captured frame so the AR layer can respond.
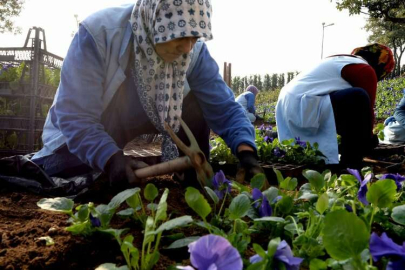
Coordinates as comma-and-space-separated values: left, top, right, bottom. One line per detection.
321, 22, 334, 59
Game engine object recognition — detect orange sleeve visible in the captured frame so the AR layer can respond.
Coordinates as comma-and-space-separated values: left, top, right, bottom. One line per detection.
341, 63, 377, 125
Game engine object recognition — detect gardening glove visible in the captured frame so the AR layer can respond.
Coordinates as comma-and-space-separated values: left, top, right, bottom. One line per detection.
237, 150, 269, 189
104, 151, 148, 188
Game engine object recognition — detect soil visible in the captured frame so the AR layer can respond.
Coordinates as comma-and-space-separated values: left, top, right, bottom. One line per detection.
0, 175, 199, 270
1, 134, 405, 269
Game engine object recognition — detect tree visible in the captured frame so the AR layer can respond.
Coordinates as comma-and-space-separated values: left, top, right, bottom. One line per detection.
365, 16, 405, 76
0, 0, 25, 33
271, 73, 278, 90
263, 74, 271, 91
278, 73, 285, 89
332, 0, 405, 24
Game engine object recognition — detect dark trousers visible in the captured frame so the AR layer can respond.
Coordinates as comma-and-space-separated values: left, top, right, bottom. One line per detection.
34, 92, 210, 178
329, 87, 376, 169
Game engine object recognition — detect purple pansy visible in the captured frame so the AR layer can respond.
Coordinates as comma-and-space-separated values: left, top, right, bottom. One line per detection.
177, 234, 243, 270
252, 188, 272, 217
347, 168, 373, 206
89, 213, 101, 227
378, 173, 405, 191
294, 137, 307, 148
250, 240, 303, 270
212, 170, 231, 200
259, 124, 265, 131
274, 147, 285, 158
370, 232, 405, 270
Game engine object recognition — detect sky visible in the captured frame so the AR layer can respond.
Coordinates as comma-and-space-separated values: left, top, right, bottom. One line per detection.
0, 0, 372, 77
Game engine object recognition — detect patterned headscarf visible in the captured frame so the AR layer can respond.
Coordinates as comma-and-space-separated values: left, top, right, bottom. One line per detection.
351, 43, 395, 81
130, 0, 213, 161
246, 85, 259, 95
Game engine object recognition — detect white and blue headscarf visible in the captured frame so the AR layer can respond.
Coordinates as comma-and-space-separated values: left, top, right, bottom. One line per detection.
130, 0, 213, 161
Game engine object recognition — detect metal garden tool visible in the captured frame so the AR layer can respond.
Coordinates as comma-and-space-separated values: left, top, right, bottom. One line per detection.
133, 118, 214, 188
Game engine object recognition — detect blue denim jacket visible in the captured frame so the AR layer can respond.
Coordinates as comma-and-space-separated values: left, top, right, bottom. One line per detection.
32, 4, 255, 171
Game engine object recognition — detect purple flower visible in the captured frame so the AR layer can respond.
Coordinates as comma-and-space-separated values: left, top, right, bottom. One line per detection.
89, 213, 101, 227
294, 137, 306, 148
347, 168, 372, 206
370, 232, 405, 270
250, 240, 303, 270
252, 188, 272, 217
274, 147, 285, 158
264, 136, 269, 142
379, 173, 405, 191
178, 234, 243, 270
259, 124, 265, 131
212, 170, 231, 200
344, 204, 353, 212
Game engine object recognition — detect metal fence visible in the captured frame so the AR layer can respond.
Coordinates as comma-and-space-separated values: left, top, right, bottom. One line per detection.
0, 27, 63, 157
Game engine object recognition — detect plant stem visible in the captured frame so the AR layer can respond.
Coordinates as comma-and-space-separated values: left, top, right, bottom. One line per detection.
202, 217, 212, 234
286, 215, 301, 236
218, 191, 228, 217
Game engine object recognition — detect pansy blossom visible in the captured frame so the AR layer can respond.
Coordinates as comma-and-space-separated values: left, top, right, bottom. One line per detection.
212, 170, 231, 200
369, 232, 405, 270
347, 168, 372, 206
250, 240, 303, 270
252, 188, 272, 217
177, 234, 243, 270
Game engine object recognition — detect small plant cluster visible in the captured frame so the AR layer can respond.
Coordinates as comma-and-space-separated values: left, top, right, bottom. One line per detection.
37, 167, 405, 269
210, 125, 326, 167
375, 77, 405, 121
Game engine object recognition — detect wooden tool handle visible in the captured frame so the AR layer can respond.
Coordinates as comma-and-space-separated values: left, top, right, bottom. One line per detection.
134, 156, 191, 179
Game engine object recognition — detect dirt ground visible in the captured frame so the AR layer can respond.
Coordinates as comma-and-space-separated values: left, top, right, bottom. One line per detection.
0, 175, 200, 270
1, 133, 405, 269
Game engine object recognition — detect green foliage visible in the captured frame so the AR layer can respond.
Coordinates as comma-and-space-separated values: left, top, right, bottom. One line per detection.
322, 210, 369, 264
333, 0, 405, 24
209, 137, 238, 164
375, 77, 405, 120
0, 0, 25, 34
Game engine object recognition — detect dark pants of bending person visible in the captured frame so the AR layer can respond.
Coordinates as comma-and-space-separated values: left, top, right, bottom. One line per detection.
329, 87, 377, 169
34, 91, 210, 180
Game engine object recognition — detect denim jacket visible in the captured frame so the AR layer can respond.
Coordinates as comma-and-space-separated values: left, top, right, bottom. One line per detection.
32, 4, 255, 170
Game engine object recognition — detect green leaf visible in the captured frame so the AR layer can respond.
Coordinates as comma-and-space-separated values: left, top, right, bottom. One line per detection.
279, 177, 298, 191
251, 173, 266, 190
37, 197, 74, 213
145, 251, 160, 270
316, 193, 329, 214
322, 210, 369, 260
273, 168, 284, 184
391, 205, 405, 225
204, 186, 219, 205
108, 188, 141, 209
37, 236, 55, 246
310, 258, 327, 270
263, 187, 279, 203
366, 179, 397, 208
144, 183, 158, 202
126, 193, 142, 209
166, 236, 200, 249
143, 216, 156, 246
303, 170, 325, 192
155, 189, 169, 222
228, 194, 251, 220
95, 204, 115, 227
276, 195, 294, 215
77, 204, 89, 222
267, 237, 281, 258
155, 216, 193, 234
253, 243, 267, 258
95, 263, 129, 270
185, 187, 211, 220
254, 216, 285, 223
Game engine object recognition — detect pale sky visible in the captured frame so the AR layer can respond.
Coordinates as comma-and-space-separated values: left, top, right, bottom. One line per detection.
1, 0, 371, 77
